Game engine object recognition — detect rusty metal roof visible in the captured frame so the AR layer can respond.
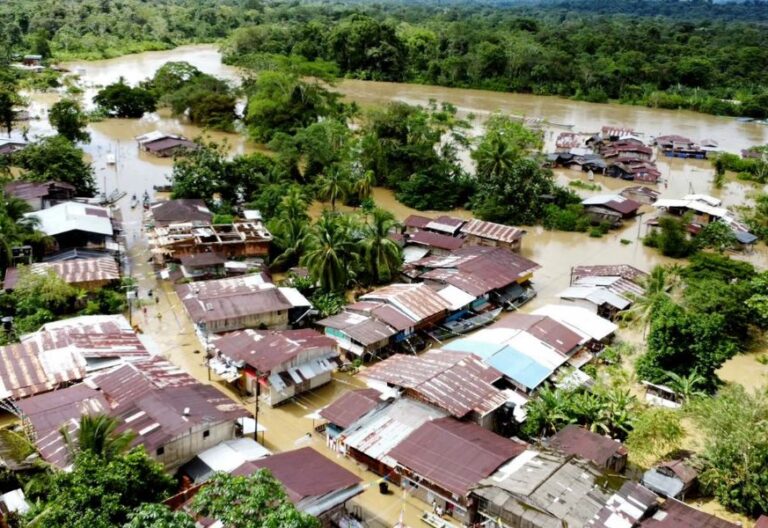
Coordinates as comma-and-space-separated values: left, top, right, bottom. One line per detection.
460, 218, 525, 244
150, 199, 212, 226
549, 425, 627, 469
180, 252, 226, 267
346, 302, 415, 331
407, 230, 464, 251
4, 180, 75, 200
492, 313, 585, 354
639, 499, 738, 528
415, 247, 540, 297
9, 257, 120, 288
0, 339, 86, 400
233, 447, 362, 503
388, 417, 526, 497
177, 275, 297, 324
572, 264, 648, 284
403, 215, 432, 229
362, 350, 506, 418
319, 389, 382, 429
360, 283, 450, 324
211, 329, 337, 372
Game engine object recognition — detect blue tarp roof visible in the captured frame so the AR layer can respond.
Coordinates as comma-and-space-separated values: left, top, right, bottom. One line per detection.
485, 346, 553, 390
443, 339, 505, 359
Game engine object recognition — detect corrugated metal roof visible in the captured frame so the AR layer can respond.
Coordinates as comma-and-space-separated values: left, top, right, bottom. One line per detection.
360, 283, 450, 324
460, 218, 525, 244
25, 202, 113, 237
639, 499, 738, 528
150, 198, 212, 226
319, 388, 382, 429
362, 350, 506, 418
589, 481, 658, 528
492, 313, 586, 354
343, 398, 447, 468
549, 425, 626, 468
212, 329, 337, 373
425, 215, 465, 234
4, 180, 75, 201
388, 417, 526, 497
486, 346, 553, 391
407, 230, 465, 251
403, 215, 431, 229
558, 286, 631, 310
233, 447, 362, 505
533, 305, 617, 341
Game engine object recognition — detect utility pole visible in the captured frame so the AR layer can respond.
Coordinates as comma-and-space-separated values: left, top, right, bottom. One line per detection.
254, 376, 261, 442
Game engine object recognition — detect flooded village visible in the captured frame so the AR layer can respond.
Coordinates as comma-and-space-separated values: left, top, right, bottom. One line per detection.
2, 43, 768, 528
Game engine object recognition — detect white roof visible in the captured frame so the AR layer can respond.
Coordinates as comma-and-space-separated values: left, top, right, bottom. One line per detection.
403, 245, 430, 264
243, 209, 262, 220
135, 130, 177, 145
581, 194, 628, 206
533, 304, 617, 341
469, 327, 522, 344
277, 287, 312, 308
558, 286, 631, 310
196, 438, 271, 473
25, 202, 113, 237
653, 198, 729, 219
683, 194, 721, 207
436, 285, 476, 310
505, 332, 568, 370
0, 489, 29, 514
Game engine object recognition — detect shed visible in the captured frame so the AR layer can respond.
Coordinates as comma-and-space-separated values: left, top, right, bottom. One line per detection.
642, 459, 697, 499
319, 388, 383, 432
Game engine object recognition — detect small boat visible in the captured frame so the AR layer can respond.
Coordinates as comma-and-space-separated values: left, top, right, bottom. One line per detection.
99, 189, 127, 206
106, 152, 116, 165
142, 191, 150, 210
130, 193, 139, 209
430, 308, 503, 341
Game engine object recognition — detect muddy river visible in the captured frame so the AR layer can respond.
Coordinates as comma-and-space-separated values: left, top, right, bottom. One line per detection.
18, 44, 768, 391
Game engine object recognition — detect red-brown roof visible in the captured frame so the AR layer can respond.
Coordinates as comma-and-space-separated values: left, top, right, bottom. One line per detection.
492, 313, 584, 354
639, 499, 738, 528
180, 252, 226, 267
232, 447, 361, 502
362, 350, 506, 418
150, 199, 212, 226
407, 230, 464, 251
319, 388, 382, 429
144, 137, 198, 153
4, 180, 75, 200
549, 425, 627, 469
755, 515, 768, 528
460, 218, 525, 244
6, 257, 120, 289
403, 215, 432, 229
212, 329, 336, 373
388, 417, 526, 497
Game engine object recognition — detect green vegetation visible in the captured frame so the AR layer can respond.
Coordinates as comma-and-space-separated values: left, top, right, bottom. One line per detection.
94, 80, 157, 118
632, 255, 768, 391
192, 470, 320, 528
0, 189, 51, 273
49, 98, 90, 143
12, 135, 96, 195
689, 385, 768, 517
712, 149, 768, 183
146, 62, 237, 131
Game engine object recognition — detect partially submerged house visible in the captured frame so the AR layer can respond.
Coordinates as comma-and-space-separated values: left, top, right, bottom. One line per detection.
402, 214, 465, 237
405, 230, 464, 256
24, 201, 117, 253
3, 256, 120, 292
388, 417, 527, 524
4, 180, 75, 211
359, 282, 452, 331
620, 186, 661, 205
558, 264, 647, 319
148, 220, 272, 265
581, 195, 642, 225
653, 135, 707, 159
0, 138, 27, 156
148, 199, 212, 227
406, 246, 540, 310
209, 328, 339, 406
642, 459, 697, 499
548, 424, 628, 473
318, 388, 385, 437
176, 274, 312, 334
136, 131, 198, 157
459, 218, 526, 253
360, 350, 509, 431
179, 252, 226, 280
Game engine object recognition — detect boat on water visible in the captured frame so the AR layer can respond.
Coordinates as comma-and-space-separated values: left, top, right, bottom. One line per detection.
430, 307, 503, 341
130, 193, 139, 209
142, 191, 151, 209
106, 152, 116, 165
99, 189, 127, 206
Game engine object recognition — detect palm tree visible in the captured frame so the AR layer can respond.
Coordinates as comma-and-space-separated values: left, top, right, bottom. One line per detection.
665, 371, 707, 403
352, 169, 375, 202
524, 386, 572, 438
270, 217, 310, 270
472, 133, 517, 182
278, 186, 310, 223
301, 213, 357, 292
60, 414, 136, 461
359, 209, 402, 285
316, 167, 349, 212
624, 264, 683, 337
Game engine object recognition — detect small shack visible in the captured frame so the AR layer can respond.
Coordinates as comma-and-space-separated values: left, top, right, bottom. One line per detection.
548, 424, 628, 473
642, 459, 697, 499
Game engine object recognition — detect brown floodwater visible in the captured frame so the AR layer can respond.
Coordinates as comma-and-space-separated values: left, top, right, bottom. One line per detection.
12, 44, 768, 524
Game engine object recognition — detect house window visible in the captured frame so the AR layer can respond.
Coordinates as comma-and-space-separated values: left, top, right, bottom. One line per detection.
203, 430, 210, 439
156, 446, 165, 456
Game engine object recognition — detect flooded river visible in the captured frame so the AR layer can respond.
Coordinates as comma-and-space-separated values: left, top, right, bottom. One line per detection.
18, 44, 768, 392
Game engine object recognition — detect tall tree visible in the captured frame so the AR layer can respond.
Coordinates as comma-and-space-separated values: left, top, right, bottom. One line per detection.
61, 414, 136, 462
13, 135, 96, 195
0, 88, 18, 136
315, 168, 349, 213
49, 98, 90, 143
358, 208, 402, 284
301, 213, 357, 293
